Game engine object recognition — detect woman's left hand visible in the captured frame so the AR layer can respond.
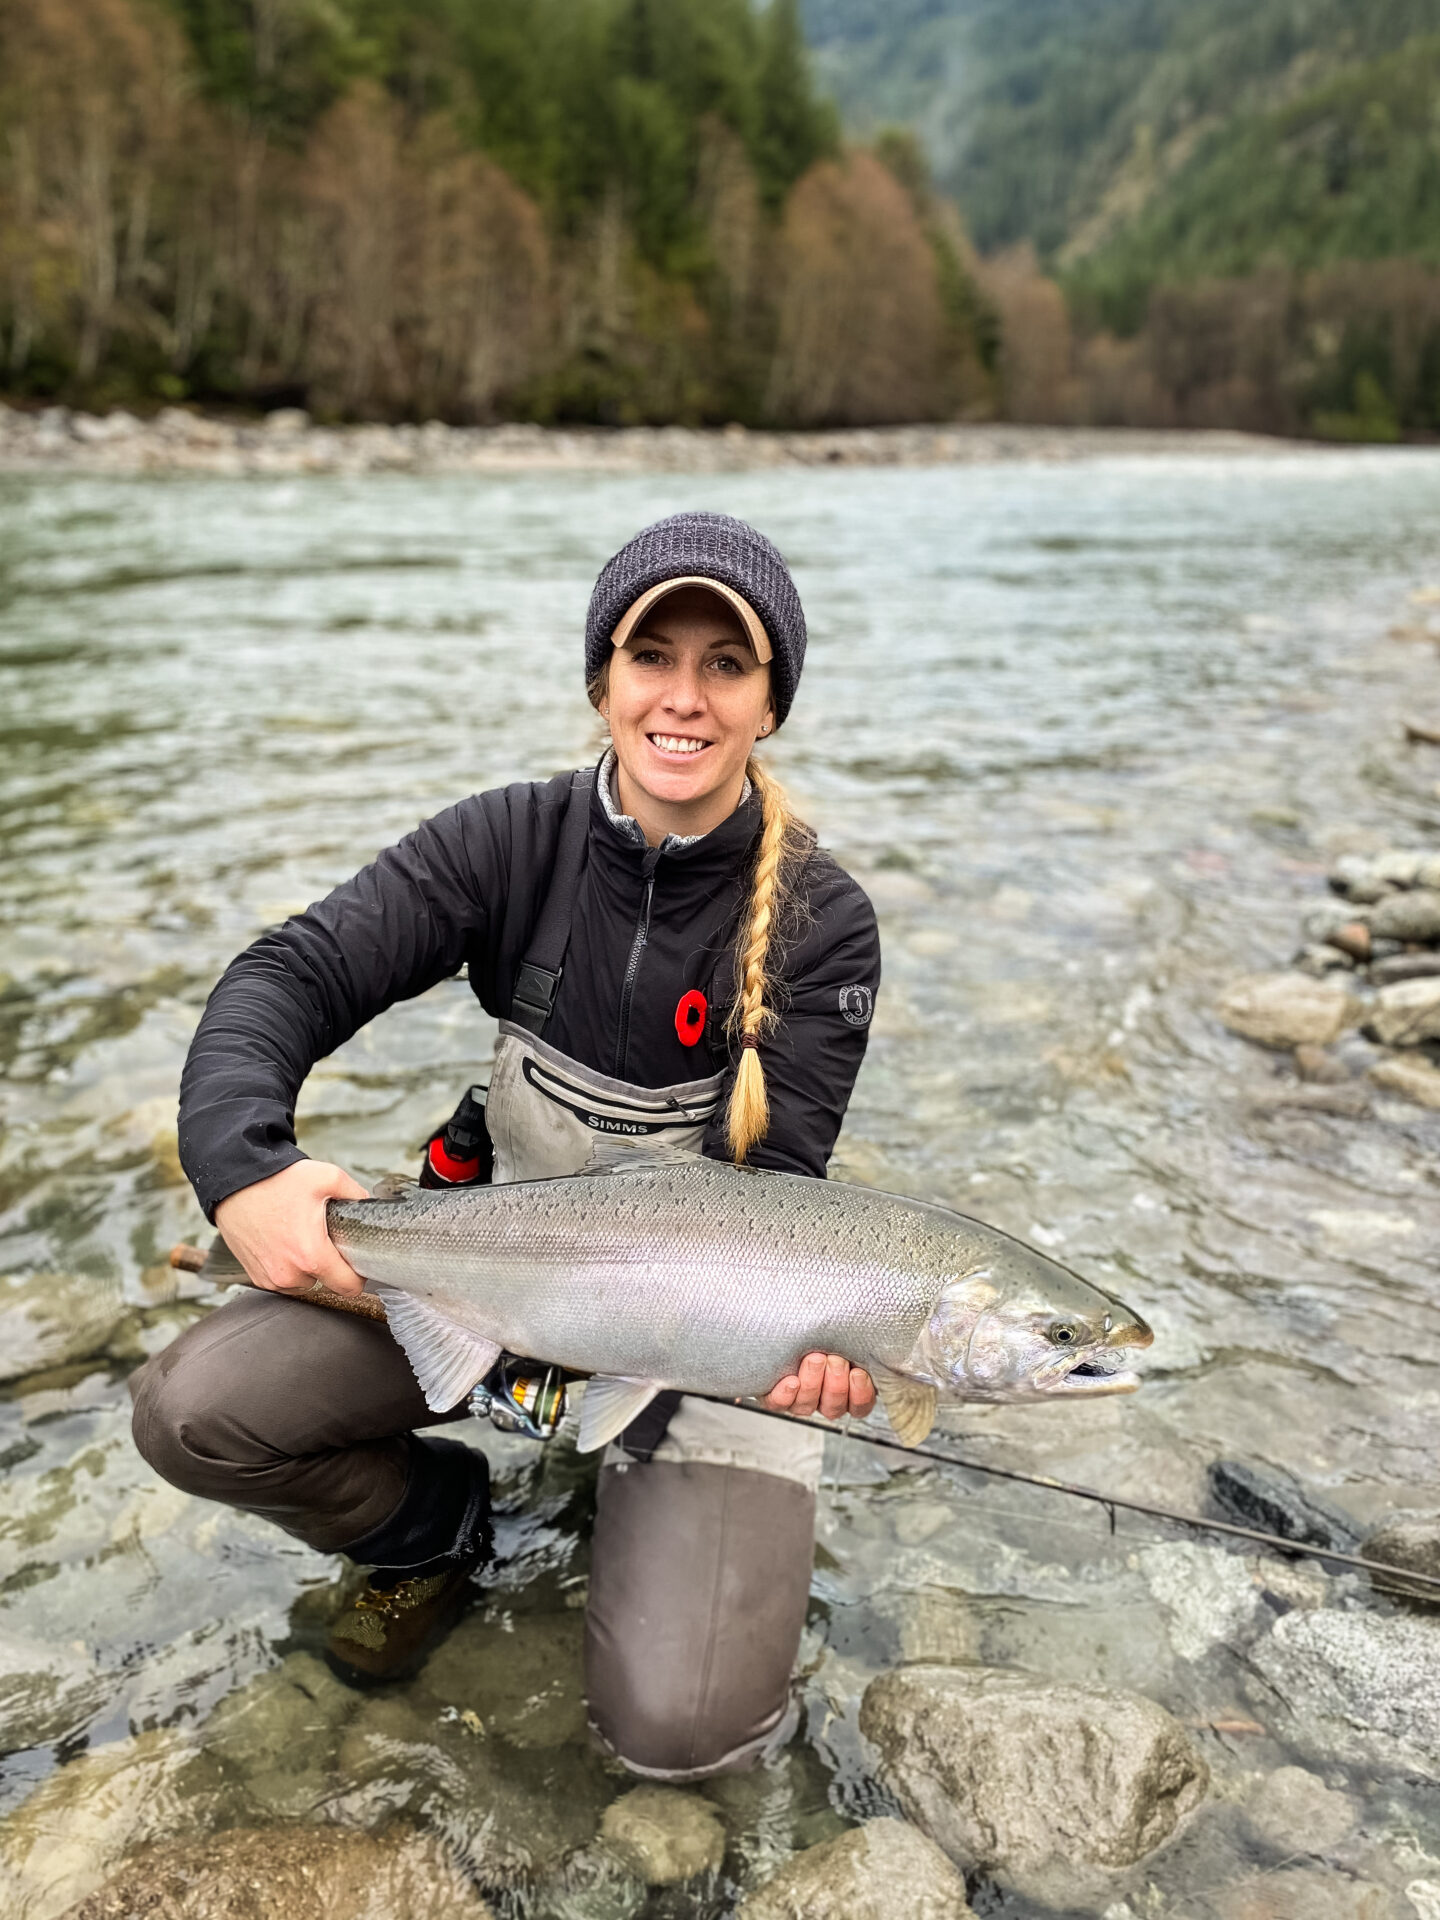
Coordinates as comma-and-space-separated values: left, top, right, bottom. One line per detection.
763, 1351, 876, 1422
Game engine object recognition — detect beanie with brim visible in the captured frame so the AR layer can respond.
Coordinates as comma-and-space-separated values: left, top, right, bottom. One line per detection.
586, 511, 807, 728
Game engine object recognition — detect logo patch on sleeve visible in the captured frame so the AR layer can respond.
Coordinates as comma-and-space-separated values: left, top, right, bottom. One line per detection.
838, 984, 873, 1028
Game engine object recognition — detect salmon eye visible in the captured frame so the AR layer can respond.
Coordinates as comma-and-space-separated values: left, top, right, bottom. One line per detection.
1050, 1322, 1079, 1345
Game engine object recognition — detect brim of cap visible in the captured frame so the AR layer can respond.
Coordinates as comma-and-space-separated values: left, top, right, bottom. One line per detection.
610, 577, 773, 664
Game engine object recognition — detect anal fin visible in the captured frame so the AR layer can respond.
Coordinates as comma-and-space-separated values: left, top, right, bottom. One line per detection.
578, 1376, 664, 1452
373, 1285, 501, 1413
873, 1370, 938, 1448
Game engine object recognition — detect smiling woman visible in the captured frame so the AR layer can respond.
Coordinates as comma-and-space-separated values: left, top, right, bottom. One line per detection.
131, 509, 882, 1782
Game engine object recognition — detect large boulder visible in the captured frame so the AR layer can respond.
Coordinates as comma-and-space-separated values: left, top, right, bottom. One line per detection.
859, 1666, 1207, 1893
0, 1273, 127, 1385
198, 1653, 359, 1819
1217, 975, 1351, 1050
57, 1824, 492, 1920
1249, 1610, 1440, 1779
737, 1818, 974, 1919
599, 1787, 725, 1886
1369, 979, 1440, 1047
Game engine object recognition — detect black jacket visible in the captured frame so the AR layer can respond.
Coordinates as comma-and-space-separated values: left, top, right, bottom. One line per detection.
179, 769, 881, 1219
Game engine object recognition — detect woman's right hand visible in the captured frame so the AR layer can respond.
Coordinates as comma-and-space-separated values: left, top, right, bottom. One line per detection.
213, 1160, 370, 1296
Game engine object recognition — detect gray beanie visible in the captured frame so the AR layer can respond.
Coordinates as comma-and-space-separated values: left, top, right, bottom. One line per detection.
585, 511, 807, 727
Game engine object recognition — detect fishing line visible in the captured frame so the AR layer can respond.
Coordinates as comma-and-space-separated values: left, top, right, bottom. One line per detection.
686, 1393, 1440, 1599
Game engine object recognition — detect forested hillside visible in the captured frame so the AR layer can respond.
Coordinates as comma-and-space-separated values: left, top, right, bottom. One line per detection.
0, 0, 990, 422
804, 0, 1440, 438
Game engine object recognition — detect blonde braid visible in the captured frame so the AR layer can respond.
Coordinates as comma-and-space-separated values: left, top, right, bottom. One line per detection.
727, 757, 799, 1163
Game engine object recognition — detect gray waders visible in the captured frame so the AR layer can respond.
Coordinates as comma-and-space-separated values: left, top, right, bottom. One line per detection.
132, 771, 824, 1780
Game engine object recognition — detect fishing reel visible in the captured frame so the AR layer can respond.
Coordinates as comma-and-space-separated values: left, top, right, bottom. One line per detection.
468, 1353, 569, 1442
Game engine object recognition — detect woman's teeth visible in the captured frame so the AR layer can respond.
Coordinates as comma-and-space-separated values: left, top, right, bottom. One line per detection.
651, 735, 709, 755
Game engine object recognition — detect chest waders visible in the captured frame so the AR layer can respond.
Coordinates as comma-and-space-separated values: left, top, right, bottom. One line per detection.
484, 768, 826, 1777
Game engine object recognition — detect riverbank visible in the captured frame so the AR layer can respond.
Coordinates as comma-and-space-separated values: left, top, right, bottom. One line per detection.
0, 405, 1292, 477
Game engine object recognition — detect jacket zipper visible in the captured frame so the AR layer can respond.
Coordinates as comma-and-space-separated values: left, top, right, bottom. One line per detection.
614, 852, 659, 1078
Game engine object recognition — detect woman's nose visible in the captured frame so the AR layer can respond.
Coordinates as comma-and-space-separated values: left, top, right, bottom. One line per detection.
663, 666, 705, 713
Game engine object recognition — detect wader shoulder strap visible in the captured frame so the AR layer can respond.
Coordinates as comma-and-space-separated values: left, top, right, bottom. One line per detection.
510, 768, 595, 1037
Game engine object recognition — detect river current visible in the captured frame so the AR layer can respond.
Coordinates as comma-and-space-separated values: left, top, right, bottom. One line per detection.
2, 448, 1440, 1916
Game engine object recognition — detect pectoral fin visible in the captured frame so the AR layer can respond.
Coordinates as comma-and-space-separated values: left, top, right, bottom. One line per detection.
873, 1370, 938, 1448
373, 1285, 501, 1413
578, 1376, 664, 1452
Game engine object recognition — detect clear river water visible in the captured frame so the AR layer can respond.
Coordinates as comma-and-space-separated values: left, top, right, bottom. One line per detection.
2, 446, 1440, 1917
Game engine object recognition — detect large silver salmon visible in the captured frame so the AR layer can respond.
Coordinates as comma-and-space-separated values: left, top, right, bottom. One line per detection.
327, 1157, 1151, 1451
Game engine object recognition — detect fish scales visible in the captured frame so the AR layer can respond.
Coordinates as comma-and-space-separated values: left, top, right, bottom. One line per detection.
330, 1161, 952, 1396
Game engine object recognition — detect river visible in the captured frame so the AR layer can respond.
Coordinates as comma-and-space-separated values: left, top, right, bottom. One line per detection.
2, 447, 1440, 1916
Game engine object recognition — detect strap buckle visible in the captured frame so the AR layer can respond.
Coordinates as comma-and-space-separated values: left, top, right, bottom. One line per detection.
510, 961, 561, 1034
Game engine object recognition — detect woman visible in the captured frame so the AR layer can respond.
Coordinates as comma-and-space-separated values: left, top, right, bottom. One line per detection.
132, 511, 881, 1781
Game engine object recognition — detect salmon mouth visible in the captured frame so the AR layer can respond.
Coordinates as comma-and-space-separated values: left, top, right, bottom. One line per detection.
1051, 1317, 1152, 1395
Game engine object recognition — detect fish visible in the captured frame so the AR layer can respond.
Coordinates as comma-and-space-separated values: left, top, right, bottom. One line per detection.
320, 1151, 1152, 1452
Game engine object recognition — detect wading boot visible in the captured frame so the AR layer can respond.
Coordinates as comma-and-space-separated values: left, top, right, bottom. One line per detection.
325, 1436, 491, 1687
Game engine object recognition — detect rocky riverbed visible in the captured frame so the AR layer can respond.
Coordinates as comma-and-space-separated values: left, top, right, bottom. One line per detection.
0, 403, 1289, 477
5, 449, 1440, 1916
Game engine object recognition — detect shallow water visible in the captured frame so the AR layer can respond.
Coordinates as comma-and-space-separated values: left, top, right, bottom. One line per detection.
3, 451, 1440, 1915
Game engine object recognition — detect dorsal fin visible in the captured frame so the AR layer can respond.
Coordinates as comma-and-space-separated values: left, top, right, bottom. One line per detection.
370, 1173, 423, 1202
577, 1139, 706, 1176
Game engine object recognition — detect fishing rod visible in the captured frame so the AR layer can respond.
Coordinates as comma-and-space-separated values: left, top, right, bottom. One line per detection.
167, 1241, 1440, 1601
686, 1393, 1440, 1599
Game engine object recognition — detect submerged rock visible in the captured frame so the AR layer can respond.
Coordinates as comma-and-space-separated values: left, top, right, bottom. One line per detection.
1242, 1765, 1358, 1857
198, 1653, 359, 1817
1213, 1866, 1400, 1920
332, 1689, 608, 1886
858, 1665, 1207, 1892
737, 1818, 974, 1920
58, 1823, 492, 1919
0, 1730, 225, 1920
1137, 1543, 1262, 1662
599, 1787, 725, 1886
1249, 1609, 1440, 1780
1217, 974, 1351, 1050
0, 1272, 127, 1385
417, 1607, 586, 1749
1369, 979, 1440, 1047
1361, 1514, 1440, 1602
0, 1634, 108, 1757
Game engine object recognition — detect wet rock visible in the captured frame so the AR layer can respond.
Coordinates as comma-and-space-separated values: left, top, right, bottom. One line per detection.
1368, 889, 1440, 943
737, 1817, 974, 1919
599, 1787, 725, 1886
858, 1665, 1207, 1889
1369, 979, 1440, 1046
58, 1824, 492, 1919
0, 1634, 108, 1756
1249, 1609, 1440, 1780
1243, 1765, 1357, 1856
1207, 1459, 1359, 1552
1217, 974, 1351, 1050
417, 1608, 586, 1748
1294, 943, 1356, 977
262, 408, 310, 436
1294, 1044, 1352, 1083
1370, 1055, 1440, 1110
1137, 1543, 1261, 1662
0, 1272, 127, 1385
1213, 1867, 1400, 1919
1361, 1514, 1440, 1602
1304, 899, 1369, 943
0, 1730, 225, 1919
1256, 1558, 1330, 1611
